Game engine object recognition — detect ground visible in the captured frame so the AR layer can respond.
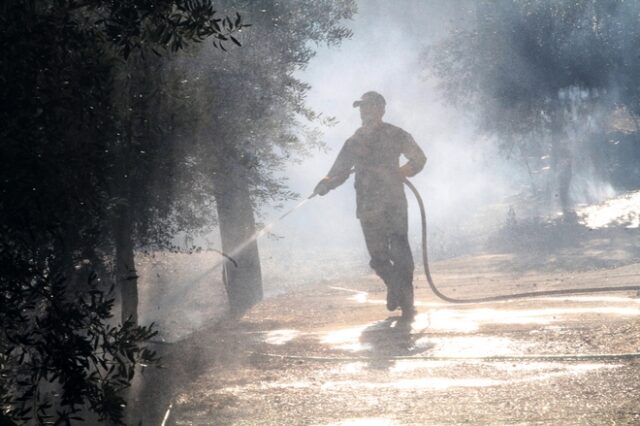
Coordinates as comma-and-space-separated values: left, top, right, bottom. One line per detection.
129, 193, 640, 425
137, 248, 640, 426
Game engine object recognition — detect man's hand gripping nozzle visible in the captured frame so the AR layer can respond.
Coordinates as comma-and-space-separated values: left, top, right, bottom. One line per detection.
310, 178, 330, 198
310, 168, 356, 199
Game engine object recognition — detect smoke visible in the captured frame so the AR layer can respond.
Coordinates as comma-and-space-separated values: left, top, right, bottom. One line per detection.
138, 0, 640, 326
258, 0, 640, 284
558, 86, 617, 205
258, 0, 514, 278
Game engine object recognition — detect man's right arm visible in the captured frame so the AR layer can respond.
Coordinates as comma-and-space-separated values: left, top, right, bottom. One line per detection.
314, 140, 355, 196
398, 130, 426, 178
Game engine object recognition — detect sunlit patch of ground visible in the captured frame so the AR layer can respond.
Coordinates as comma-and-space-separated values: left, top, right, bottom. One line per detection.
329, 286, 370, 303
320, 324, 372, 352
264, 329, 301, 345
415, 305, 640, 333
318, 362, 618, 391
259, 292, 640, 358
578, 190, 640, 229
317, 418, 398, 426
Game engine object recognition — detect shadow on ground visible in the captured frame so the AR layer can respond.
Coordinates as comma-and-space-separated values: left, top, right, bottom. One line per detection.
358, 316, 431, 370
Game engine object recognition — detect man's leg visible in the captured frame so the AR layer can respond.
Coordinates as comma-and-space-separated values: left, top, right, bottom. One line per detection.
359, 218, 398, 311
389, 209, 415, 319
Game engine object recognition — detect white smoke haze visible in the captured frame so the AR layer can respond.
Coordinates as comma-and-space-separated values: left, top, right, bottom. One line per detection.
11, 3, 640, 424
138, 0, 640, 336
258, 0, 517, 283
256, 0, 640, 290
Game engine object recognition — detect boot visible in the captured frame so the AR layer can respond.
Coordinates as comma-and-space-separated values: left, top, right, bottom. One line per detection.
386, 285, 399, 311
399, 284, 416, 321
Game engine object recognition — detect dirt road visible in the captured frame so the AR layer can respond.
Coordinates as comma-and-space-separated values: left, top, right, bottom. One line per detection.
153, 254, 640, 425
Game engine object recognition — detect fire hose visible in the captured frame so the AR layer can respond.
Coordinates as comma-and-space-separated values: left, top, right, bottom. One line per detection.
241, 179, 640, 363
153, 176, 640, 426
402, 178, 640, 303
152, 177, 640, 366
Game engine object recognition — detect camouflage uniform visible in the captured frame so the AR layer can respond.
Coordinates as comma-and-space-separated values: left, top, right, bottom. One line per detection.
324, 122, 426, 312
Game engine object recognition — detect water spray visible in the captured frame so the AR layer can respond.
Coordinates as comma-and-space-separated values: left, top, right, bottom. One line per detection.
155, 178, 640, 368
166, 193, 318, 301
171, 176, 639, 306
225, 195, 314, 262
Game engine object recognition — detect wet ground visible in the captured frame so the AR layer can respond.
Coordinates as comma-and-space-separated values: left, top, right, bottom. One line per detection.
151, 255, 640, 426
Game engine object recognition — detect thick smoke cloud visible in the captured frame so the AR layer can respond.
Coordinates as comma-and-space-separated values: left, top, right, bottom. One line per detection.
257, 0, 640, 291
258, 0, 514, 286
152, 0, 640, 312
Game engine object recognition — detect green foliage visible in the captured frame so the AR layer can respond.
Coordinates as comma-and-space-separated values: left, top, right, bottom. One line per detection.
425, 0, 640, 207
0, 236, 159, 425
177, 0, 357, 210
51, 0, 250, 58
0, 0, 247, 423
0, 0, 248, 257
1, 0, 356, 420
426, 0, 640, 137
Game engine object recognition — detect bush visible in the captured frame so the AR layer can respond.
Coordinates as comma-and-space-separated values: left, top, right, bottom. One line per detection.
1, 242, 159, 425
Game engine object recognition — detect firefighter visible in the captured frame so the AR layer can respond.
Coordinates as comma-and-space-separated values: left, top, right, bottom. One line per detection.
314, 91, 426, 320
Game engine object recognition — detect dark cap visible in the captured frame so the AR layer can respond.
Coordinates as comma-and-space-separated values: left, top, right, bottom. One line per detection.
353, 91, 386, 108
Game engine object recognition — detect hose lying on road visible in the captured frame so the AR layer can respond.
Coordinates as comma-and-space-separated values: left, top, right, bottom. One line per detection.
250, 350, 640, 363
151, 180, 640, 364
403, 178, 640, 304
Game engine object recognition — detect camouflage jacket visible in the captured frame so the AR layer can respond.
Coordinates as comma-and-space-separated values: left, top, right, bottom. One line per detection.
325, 122, 426, 219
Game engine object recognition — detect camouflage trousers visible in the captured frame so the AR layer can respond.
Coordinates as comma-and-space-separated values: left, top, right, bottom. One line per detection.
359, 206, 414, 310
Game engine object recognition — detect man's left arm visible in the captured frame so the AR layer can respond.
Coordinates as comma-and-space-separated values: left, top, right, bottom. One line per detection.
399, 130, 426, 177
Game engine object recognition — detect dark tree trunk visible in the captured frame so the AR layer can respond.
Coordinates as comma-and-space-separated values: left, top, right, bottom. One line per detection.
549, 115, 575, 220
213, 164, 263, 317
551, 134, 574, 219
113, 66, 138, 325
115, 205, 138, 325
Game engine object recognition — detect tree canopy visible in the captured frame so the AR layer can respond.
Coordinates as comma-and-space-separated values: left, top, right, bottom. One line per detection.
1, 0, 246, 423
1, 0, 356, 422
425, 0, 640, 212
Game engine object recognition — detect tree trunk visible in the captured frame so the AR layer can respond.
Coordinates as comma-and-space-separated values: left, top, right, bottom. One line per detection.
551, 135, 574, 218
112, 61, 139, 325
115, 205, 138, 325
549, 115, 575, 220
214, 164, 263, 317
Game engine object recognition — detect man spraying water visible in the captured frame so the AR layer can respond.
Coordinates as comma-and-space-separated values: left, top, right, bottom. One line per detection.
313, 91, 426, 320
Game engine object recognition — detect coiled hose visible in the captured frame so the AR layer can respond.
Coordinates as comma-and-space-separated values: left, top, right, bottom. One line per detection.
403, 178, 640, 303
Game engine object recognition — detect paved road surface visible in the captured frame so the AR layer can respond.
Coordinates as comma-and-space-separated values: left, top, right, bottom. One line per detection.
154, 260, 640, 425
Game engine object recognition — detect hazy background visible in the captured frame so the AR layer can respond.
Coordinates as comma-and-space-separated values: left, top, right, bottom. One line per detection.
142, 0, 640, 329
255, 0, 518, 290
